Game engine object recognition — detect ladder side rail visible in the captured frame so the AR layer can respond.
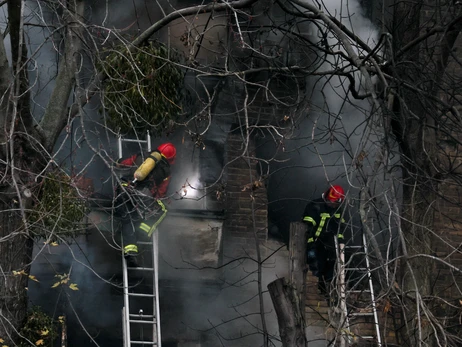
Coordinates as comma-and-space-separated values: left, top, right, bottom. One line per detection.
122, 308, 128, 347
118, 136, 123, 160
146, 132, 151, 152
122, 252, 131, 347
335, 238, 349, 347
153, 229, 162, 346
362, 233, 382, 347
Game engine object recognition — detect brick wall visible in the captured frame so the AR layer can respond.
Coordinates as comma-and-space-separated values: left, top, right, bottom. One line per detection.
222, 132, 268, 259
305, 272, 331, 329
221, 85, 297, 260
220, 85, 291, 347
304, 271, 399, 345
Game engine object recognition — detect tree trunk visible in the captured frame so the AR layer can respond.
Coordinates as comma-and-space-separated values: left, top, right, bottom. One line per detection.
289, 222, 307, 320
268, 278, 307, 347
40, 0, 85, 152
0, 0, 85, 343
0, 198, 33, 344
0, 1, 34, 344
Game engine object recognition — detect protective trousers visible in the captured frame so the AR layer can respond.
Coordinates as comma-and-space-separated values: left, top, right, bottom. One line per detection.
122, 199, 167, 255
307, 241, 336, 282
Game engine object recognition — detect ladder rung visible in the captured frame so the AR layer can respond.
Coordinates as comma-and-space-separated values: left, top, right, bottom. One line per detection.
121, 138, 148, 143
345, 267, 368, 271
128, 293, 155, 298
129, 319, 156, 324
350, 312, 374, 316
130, 341, 156, 345
344, 245, 362, 248
138, 241, 153, 246
129, 313, 155, 318
128, 267, 154, 271
348, 290, 371, 293
358, 336, 375, 339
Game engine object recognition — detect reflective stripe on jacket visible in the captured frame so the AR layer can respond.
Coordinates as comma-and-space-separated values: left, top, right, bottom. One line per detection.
302, 198, 345, 244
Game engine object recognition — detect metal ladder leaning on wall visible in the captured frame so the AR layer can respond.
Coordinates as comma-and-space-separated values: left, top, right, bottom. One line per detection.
118, 132, 162, 347
338, 232, 382, 346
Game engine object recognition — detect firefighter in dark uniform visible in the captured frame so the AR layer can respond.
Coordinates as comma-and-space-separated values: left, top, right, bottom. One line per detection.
115, 143, 176, 266
303, 185, 346, 295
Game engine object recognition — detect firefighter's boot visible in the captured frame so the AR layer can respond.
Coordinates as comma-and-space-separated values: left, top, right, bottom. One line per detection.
125, 252, 138, 268
124, 245, 139, 268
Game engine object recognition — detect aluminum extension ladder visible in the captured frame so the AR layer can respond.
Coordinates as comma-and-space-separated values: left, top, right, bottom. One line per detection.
337, 233, 382, 346
118, 132, 162, 347
122, 235, 162, 346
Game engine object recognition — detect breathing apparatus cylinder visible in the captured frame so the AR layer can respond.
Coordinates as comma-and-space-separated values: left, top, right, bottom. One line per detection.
134, 151, 163, 181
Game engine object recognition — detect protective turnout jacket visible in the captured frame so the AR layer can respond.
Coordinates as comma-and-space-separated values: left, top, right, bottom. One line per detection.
303, 198, 345, 247
117, 152, 171, 252
118, 151, 171, 198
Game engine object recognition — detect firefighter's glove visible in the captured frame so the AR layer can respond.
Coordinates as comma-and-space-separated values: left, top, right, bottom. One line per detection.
120, 176, 132, 187
307, 251, 319, 276
307, 249, 316, 262
306, 240, 315, 251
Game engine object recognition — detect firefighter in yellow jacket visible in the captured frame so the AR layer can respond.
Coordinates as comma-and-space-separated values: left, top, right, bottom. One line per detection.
115, 143, 176, 266
303, 185, 346, 295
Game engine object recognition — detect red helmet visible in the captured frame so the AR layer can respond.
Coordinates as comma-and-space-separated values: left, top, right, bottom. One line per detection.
157, 143, 176, 164
325, 185, 345, 203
